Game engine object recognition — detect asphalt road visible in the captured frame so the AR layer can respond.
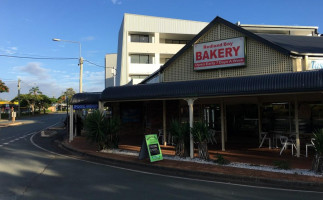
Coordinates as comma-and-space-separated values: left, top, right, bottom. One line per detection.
0, 113, 322, 200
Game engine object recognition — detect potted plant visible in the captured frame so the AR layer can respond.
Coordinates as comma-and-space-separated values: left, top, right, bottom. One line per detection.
191, 121, 211, 160
169, 120, 190, 157
312, 129, 323, 173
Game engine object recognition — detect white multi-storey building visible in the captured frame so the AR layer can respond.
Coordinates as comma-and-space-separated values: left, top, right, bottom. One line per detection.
105, 53, 117, 88
114, 13, 208, 86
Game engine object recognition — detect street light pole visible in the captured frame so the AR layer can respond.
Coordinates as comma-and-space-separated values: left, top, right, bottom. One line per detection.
17, 79, 21, 117
52, 38, 83, 93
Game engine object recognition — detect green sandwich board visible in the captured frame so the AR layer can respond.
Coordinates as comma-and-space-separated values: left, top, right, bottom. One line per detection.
138, 134, 163, 162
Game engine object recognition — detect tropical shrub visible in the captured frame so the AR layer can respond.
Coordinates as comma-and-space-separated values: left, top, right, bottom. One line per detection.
214, 153, 230, 165
312, 129, 323, 173
84, 110, 120, 150
273, 160, 290, 170
191, 121, 211, 160
106, 117, 121, 149
84, 110, 107, 150
169, 120, 190, 157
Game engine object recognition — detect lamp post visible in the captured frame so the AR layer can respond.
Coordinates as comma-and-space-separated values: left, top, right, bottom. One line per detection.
52, 38, 83, 93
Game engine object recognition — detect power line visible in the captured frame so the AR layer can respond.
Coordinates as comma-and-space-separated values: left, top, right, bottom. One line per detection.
0, 54, 78, 60
84, 59, 105, 68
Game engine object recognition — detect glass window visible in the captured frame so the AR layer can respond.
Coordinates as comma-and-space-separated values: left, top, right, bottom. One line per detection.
140, 35, 149, 43
131, 35, 139, 42
131, 55, 140, 63
131, 34, 149, 43
131, 54, 151, 64
140, 55, 149, 64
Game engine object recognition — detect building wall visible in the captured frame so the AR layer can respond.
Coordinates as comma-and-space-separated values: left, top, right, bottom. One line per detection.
105, 54, 117, 88
163, 23, 294, 82
116, 13, 208, 86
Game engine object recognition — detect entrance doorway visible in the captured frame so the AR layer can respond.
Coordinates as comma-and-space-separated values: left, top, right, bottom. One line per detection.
226, 104, 258, 148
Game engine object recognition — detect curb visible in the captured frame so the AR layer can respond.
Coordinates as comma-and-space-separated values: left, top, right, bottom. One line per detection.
60, 141, 323, 192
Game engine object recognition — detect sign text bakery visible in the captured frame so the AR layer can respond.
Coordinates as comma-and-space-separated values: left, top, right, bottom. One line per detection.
194, 37, 246, 70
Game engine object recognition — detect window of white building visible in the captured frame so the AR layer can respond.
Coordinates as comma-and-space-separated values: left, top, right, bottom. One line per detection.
131, 34, 149, 43
130, 54, 152, 64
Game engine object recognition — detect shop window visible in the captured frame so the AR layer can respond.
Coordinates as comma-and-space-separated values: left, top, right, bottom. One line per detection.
131, 34, 149, 43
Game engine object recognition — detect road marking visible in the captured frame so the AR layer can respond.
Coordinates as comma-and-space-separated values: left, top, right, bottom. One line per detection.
30, 131, 323, 195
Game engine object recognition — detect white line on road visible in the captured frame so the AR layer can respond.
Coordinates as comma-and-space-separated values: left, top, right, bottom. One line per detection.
30, 130, 323, 195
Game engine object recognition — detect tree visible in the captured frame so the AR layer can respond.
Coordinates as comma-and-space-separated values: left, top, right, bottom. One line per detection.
169, 120, 190, 157
191, 121, 212, 160
63, 88, 76, 104
28, 86, 42, 115
0, 80, 9, 93
38, 94, 52, 113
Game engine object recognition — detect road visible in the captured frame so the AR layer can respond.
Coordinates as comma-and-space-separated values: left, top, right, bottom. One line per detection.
0, 113, 322, 200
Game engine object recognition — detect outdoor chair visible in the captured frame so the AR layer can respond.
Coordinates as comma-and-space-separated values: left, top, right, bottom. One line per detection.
158, 129, 164, 144
306, 138, 315, 157
279, 135, 296, 155
259, 132, 271, 149
208, 129, 217, 144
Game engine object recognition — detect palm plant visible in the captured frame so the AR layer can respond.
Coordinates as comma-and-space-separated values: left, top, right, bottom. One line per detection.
312, 129, 323, 173
106, 117, 121, 149
84, 110, 108, 150
169, 120, 190, 157
191, 121, 211, 160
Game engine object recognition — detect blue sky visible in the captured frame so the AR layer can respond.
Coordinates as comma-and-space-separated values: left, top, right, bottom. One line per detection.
1, 0, 322, 100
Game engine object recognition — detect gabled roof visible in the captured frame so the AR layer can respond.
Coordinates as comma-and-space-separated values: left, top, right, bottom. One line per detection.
257, 34, 323, 54
70, 92, 101, 105
141, 16, 323, 85
158, 16, 293, 74
101, 69, 323, 102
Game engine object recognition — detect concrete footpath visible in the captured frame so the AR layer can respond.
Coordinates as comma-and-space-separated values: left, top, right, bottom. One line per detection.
0, 119, 23, 127
59, 135, 323, 192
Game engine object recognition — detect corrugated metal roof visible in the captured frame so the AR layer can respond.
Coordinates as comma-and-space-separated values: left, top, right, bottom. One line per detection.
70, 92, 101, 105
257, 34, 323, 54
101, 70, 323, 102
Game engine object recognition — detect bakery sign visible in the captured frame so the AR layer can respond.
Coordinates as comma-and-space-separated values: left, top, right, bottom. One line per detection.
194, 37, 246, 70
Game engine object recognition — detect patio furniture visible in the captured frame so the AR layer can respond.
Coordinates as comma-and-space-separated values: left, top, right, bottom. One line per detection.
306, 138, 315, 157
279, 135, 296, 155
158, 129, 164, 144
208, 129, 217, 144
259, 132, 271, 149
168, 132, 176, 146
271, 130, 285, 148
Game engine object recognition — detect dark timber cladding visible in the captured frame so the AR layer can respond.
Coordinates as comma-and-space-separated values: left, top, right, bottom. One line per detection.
70, 92, 101, 105
101, 69, 323, 102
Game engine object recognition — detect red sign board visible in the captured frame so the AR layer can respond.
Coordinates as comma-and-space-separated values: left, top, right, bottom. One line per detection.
194, 37, 246, 70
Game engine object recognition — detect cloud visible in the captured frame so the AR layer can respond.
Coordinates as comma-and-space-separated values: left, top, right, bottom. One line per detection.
111, 0, 122, 5
82, 36, 95, 41
19, 62, 50, 79
0, 46, 18, 55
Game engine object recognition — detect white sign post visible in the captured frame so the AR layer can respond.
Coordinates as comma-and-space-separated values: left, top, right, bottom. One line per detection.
194, 37, 246, 70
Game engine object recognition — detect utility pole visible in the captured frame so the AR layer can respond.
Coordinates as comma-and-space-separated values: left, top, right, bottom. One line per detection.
18, 79, 21, 117
79, 57, 83, 93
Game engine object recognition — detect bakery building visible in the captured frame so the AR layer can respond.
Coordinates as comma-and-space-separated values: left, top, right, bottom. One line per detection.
74, 16, 323, 158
